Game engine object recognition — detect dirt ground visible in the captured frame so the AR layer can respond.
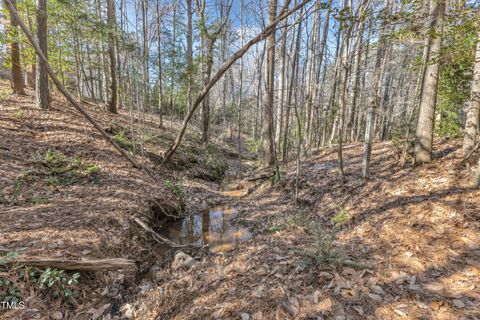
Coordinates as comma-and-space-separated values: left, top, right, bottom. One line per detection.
1, 84, 479, 319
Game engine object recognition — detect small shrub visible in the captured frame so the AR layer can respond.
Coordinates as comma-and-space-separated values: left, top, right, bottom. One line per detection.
113, 131, 133, 150
46, 176, 60, 186
43, 149, 68, 170
29, 198, 50, 205
0, 87, 9, 100
331, 205, 351, 225
0, 251, 19, 265
36, 268, 80, 299
163, 179, 184, 197
245, 138, 261, 154
13, 110, 25, 120
86, 163, 100, 175
297, 224, 343, 269
0, 278, 22, 306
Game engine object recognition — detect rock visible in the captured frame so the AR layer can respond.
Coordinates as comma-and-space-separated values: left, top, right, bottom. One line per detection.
120, 303, 134, 319
452, 299, 465, 308
51, 311, 63, 320
171, 251, 198, 270
240, 312, 250, 320
138, 280, 154, 293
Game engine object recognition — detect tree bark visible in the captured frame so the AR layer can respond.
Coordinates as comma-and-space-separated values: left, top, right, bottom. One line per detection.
414, 0, 445, 164
35, 0, 50, 109
261, 0, 278, 167
6, 0, 25, 94
463, 30, 480, 156
156, 0, 164, 127
186, 0, 193, 111
106, 0, 118, 113
361, 0, 390, 179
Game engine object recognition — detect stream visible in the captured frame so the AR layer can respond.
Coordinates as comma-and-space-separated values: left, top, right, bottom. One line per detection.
161, 206, 251, 253
160, 158, 253, 253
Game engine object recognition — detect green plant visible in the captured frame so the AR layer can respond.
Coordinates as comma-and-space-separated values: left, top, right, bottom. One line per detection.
245, 138, 261, 154
46, 176, 60, 186
86, 163, 100, 175
13, 110, 25, 120
297, 223, 343, 270
0, 251, 19, 265
36, 268, 80, 299
0, 87, 9, 100
41, 150, 82, 175
29, 197, 51, 205
113, 131, 133, 150
331, 205, 351, 225
0, 278, 22, 306
163, 179, 184, 197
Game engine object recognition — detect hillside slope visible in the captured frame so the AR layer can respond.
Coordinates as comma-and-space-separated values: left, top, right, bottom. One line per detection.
0, 83, 231, 319
128, 141, 480, 319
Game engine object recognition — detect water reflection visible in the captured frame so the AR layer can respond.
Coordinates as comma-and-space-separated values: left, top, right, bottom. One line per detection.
165, 207, 252, 253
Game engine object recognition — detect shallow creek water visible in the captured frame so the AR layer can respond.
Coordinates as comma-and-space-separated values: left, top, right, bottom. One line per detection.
163, 206, 252, 253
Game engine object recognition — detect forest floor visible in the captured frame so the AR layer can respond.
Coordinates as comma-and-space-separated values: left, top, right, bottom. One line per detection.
1, 82, 479, 320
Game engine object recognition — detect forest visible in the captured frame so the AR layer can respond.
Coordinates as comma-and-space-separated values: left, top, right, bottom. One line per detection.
0, 0, 479, 319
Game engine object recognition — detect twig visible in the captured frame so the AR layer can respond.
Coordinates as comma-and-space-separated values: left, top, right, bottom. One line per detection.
133, 217, 187, 248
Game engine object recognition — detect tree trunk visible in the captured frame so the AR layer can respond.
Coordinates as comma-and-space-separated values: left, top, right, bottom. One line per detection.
6, 0, 25, 94
186, 0, 193, 111
463, 30, 480, 156
275, 15, 288, 152
156, 0, 164, 127
35, 0, 50, 109
106, 0, 118, 113
141, 0, 149, 111
202, 40, 214, 143
361, 0, 390, 179
414, 0, 445, 164
261, 0, 277, 167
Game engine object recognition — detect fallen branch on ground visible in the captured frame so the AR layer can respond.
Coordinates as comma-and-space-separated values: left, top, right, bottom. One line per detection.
133, 217, 187, 248
2, 258, 136, 272
245, 171, 276, 181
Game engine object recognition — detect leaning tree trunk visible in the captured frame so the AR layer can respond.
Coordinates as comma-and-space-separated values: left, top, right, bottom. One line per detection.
35, 0, 50, 109
106, 0, 118, 113
261, 0, 277, 167
463, 30, 480, 156
414, 0, 445, 164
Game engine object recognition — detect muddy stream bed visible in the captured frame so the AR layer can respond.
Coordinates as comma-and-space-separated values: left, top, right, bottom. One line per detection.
158, 158, 254, 254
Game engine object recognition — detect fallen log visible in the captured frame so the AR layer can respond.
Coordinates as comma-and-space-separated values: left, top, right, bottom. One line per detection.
245, 171, 275, 182
3, 258, 137, 272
